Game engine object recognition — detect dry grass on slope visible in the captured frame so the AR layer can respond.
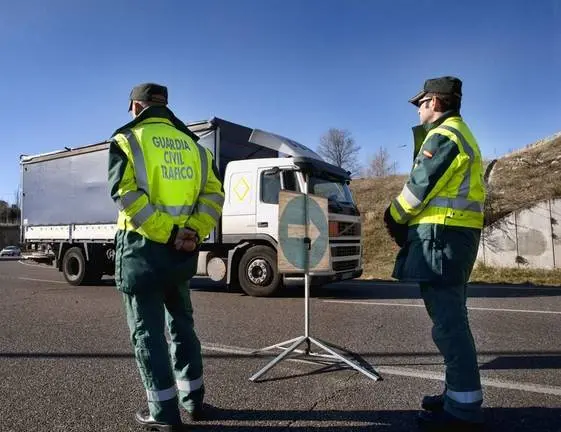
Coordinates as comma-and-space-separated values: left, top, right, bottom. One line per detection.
470, 264, 561, 286
350, 175, 406, 279
485, 133, 561, 225
350, 132, 561, 284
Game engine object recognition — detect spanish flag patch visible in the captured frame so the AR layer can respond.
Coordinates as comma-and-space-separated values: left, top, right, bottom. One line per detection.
423, 149, 433, 158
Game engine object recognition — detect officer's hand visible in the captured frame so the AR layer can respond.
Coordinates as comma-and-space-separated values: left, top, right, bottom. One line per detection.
174, 228, 199, 252
383, 206, 397, 236
175, 238, 197, 252
384, 206, 407, 247
176, 228, 198, 241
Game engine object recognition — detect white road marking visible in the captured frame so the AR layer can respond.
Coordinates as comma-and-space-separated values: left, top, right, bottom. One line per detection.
18, 277, 66, 284
375, 366, 561, 397
17, 259, 57, 269
323, 300, 561, 315
200, 342, 561, 397
202, 342, 255, 355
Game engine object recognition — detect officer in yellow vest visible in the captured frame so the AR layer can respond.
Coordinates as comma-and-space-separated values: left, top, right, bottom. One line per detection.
384, 77, 486, 431
108, 83, 224, 431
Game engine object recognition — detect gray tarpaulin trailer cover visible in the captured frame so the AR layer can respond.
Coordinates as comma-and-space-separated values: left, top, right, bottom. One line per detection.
21, 143, 115, 226
20, 117, 323, 227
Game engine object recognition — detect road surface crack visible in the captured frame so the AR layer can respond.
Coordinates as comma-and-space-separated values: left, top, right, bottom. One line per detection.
281, 372, 356, 429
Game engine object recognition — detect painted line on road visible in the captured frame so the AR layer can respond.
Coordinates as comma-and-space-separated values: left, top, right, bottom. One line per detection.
18, 260, 57, 269
323, 300, 561, 315
202, 342, 256, 355
201, 342, 561, 397
375, 365, 561, 397
18, 277, 67, 284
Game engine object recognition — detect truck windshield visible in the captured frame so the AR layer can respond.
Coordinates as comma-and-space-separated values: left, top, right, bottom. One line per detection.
308, 176, 355, 205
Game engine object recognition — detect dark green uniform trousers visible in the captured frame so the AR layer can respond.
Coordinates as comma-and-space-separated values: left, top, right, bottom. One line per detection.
122, 281, 204, 424
420, 282, 483, 423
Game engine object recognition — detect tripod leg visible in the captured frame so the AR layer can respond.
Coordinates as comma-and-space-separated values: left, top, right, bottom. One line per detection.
249, 336, 307, 382
250, 336, 304, 354
309, 337, 381, 381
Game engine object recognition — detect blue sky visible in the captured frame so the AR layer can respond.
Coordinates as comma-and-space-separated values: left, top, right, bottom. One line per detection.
1, 0, 560, 204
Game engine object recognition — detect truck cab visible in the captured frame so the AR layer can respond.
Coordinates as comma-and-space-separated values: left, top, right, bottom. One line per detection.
191, 118, 363, 296
218, 157, 362, 296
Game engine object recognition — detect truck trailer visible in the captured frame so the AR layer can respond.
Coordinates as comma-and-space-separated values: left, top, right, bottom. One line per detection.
20, 117, 363, 296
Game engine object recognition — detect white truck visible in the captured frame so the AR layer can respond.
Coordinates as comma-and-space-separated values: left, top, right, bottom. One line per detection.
20, 117, 363, 296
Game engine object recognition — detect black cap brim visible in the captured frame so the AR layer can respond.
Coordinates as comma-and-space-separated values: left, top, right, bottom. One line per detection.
128, 100, 133, 112
408, 90, 427, 106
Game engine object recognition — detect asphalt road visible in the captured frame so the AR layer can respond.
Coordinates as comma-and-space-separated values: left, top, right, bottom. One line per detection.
1, 260, 560, 431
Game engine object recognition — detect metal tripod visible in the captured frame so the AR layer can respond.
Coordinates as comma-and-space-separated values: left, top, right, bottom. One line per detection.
249, 175, 382, 383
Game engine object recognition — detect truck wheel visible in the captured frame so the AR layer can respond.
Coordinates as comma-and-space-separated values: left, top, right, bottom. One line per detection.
238, 246, 282, 297
62, 247, 102, 286
62, 247, 87, 285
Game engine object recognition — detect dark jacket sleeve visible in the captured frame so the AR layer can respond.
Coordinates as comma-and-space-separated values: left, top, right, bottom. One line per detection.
389, 132, 460, 224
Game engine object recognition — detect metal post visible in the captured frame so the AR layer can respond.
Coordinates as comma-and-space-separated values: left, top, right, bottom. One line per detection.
303, 173, 310, 341
249, 171, 381, 383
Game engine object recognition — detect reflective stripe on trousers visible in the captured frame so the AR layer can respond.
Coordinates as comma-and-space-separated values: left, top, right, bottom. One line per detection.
176, 376, 204, 392
146, 385, 178, 402
446, 388, 483, 404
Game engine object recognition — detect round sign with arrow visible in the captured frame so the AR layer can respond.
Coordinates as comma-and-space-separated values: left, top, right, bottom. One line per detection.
278, 191, 330, 273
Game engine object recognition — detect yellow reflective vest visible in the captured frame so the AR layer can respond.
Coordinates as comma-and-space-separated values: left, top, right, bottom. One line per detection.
109, 106, 224, 244
390, 113, 486, 229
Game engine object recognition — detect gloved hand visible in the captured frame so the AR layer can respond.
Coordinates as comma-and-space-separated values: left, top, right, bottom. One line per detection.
174, 227, 200, 252
383, 206, 408, 247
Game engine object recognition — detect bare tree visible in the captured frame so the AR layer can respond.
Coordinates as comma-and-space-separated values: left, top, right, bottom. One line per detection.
317, 128, 361, 175
366, 146, 397, 177
13, 188, 21, 209
0, 200, 8, 224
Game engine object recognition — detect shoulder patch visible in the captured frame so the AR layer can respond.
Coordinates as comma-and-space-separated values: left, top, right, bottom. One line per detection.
423, 149, 434, 158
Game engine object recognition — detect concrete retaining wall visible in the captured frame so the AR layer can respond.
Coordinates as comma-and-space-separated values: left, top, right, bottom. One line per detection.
477, 199, 561, 269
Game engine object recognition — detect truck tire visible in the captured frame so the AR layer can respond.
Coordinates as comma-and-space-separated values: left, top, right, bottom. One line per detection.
62, 247, 102, 286
238, 245, 282, 297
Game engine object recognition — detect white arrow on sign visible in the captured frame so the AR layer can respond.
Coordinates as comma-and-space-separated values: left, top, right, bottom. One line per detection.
287, 220, 321, 244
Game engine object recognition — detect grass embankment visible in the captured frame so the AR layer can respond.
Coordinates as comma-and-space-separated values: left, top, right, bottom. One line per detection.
469, 264, 561, 286
350, 131, 561, 287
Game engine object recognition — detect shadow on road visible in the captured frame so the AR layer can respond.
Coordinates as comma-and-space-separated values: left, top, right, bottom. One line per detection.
184, 406, 561, 431
481, 355, 561, 370
12, 267, 561, 300
3, 350, 561, 372
185, 278, 561, 300
303, 279, 561, 300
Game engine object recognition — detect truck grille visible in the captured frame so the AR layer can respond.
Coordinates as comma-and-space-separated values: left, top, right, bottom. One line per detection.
337, 222, 360, 236
331, 246, 360, 257
333, 260, 360, 272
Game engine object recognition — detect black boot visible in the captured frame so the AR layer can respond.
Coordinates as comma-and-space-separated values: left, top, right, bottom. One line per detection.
417, 410, 484, 431
135, 409, 184, 431
185, 403, 209, 422
421, 393, 444, 411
